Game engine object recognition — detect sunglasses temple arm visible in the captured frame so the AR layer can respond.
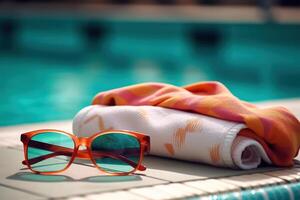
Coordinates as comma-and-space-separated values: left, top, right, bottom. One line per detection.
22, 151, 72, 165
22, 139, 74, 165
90, 151, 146, 171
23, 140, 146, 170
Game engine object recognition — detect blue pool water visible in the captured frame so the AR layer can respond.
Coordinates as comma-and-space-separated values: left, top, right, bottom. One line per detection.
1, 19, 300, 126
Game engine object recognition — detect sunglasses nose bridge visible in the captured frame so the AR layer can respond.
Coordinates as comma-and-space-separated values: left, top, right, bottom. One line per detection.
78, 137, 89, 147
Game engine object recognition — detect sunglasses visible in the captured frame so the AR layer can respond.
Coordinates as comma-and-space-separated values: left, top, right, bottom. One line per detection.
20, 129, 150, 176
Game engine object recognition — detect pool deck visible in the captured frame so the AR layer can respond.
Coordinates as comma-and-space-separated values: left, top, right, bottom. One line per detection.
0, 98, 299, 200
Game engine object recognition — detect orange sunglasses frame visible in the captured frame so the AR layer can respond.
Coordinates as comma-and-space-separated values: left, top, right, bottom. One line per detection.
21, 129, 150, 176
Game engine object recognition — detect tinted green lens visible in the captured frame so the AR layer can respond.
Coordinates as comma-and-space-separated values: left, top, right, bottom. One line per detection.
91, 133, 141, 173
27, 132, 75, 172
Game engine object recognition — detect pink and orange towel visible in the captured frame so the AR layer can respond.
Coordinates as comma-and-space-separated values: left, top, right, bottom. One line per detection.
90, 82, 300, 167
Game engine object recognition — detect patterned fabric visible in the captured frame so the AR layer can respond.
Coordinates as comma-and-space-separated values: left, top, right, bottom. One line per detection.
73, 105, 271, 169
92, 82, 300, 167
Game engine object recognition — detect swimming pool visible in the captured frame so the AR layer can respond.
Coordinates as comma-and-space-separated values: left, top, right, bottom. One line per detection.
1, 18, 300, 126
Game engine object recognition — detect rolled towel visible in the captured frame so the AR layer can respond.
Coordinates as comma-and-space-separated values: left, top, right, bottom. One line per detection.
73, 105, 271, 169
231, 136, 271, 169
92, 82, 300, 167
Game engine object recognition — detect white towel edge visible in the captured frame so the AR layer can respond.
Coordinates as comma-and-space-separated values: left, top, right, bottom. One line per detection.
232, 136, 272, 169
221, 124, 246, 168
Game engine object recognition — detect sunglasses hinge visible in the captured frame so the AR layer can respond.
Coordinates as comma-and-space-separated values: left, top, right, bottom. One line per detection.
141, 141, 150, 154
20, 134, 29, 143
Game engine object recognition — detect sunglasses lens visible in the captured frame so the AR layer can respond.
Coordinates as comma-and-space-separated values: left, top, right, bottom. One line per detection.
91, 132, 141, 174
27, 132, 75, 172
